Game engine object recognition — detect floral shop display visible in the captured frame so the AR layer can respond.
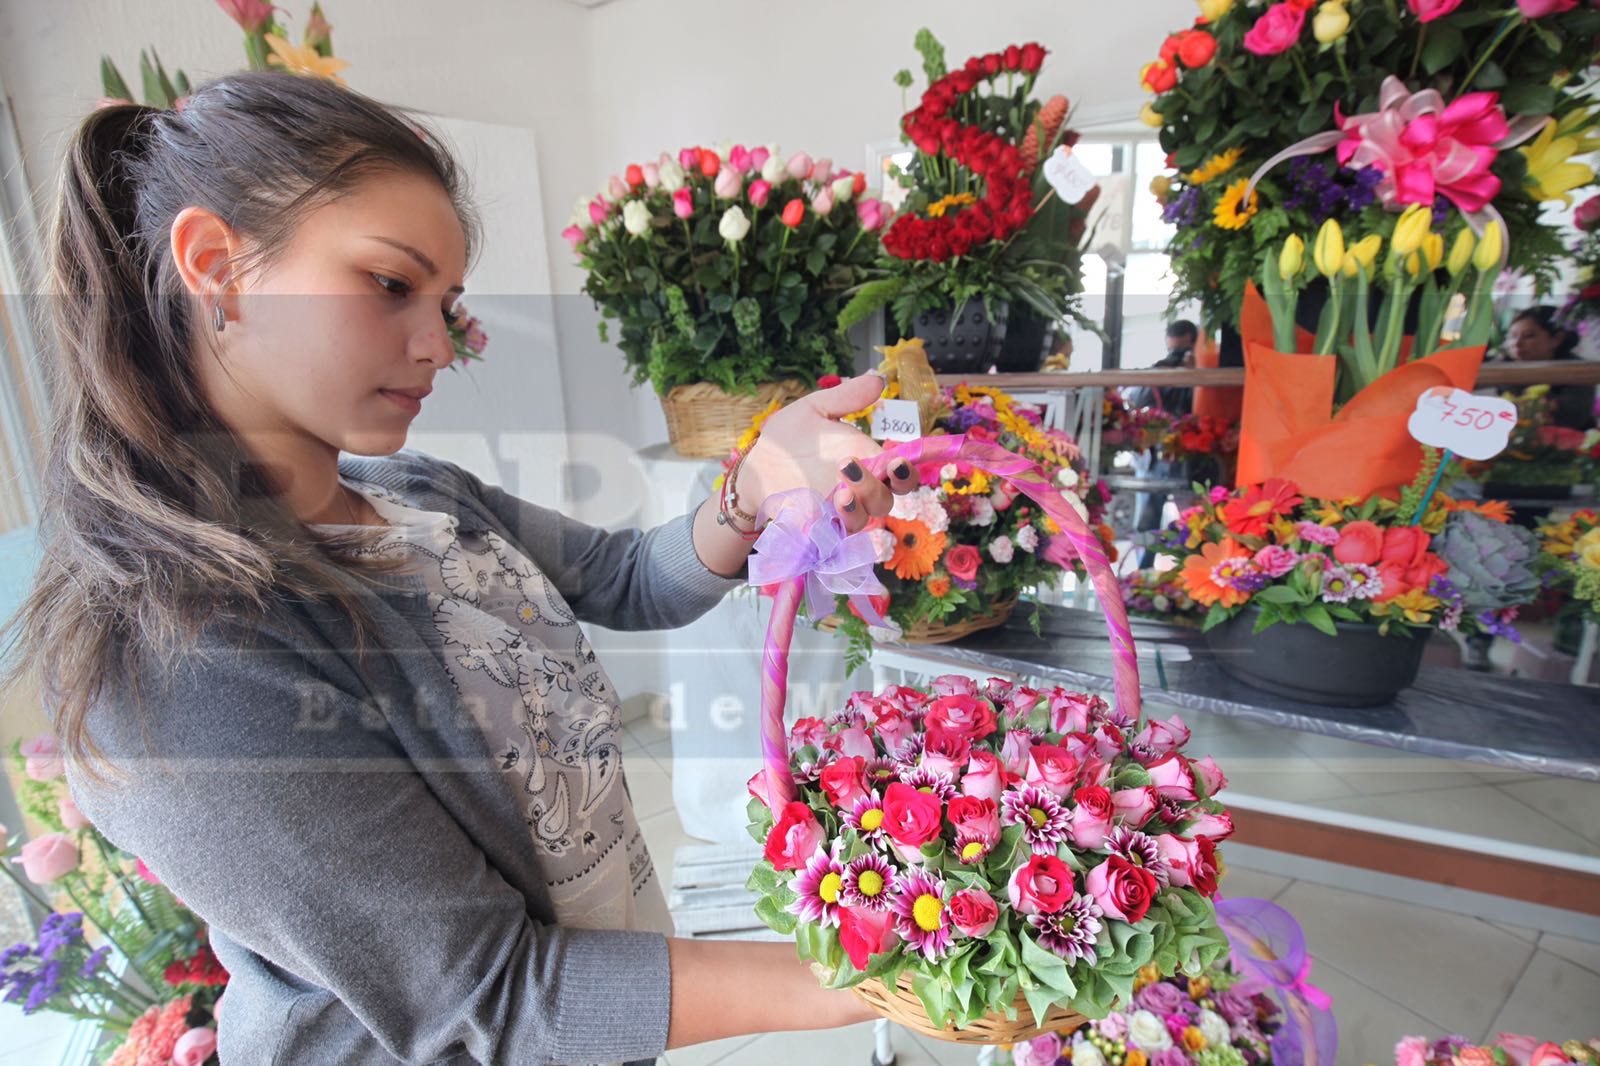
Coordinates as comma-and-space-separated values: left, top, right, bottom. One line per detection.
565, 143, 885, 457
741, 431, 1235, 1043
1152, 455, 1540, 704
1140, 0, 1600, 335
1559, 193, 1600, 339
1120, 568, 1206, 628
3, 739, 224, 1064
1394, 1033, 1600, 1066
838, 31, 1100, 373
1536, 508, 1600, 653
1465, 386, 1598, 497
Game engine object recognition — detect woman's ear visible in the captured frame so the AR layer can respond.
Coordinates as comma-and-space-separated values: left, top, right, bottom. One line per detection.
169, 206, 242, 326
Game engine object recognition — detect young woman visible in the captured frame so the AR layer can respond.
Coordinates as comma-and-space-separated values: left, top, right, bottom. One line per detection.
1499, 306, 1593, 430
7, 70, 920, 1064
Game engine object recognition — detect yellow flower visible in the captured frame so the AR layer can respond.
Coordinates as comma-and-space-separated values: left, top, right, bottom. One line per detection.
1185, 147, 1243, 185
943, 469, 992, 496
1213, 177, 1259, 230
1580, 536, 1600, 570
1521, 117, 1599, 205
1423, 232, 1444, 271
1150, 174, 1174, 201
926, 192, 977, 219
264, 33, 350, 83
1313, 219, 1344, 278
1446, 229, 1475, 276
1141, 101, 1164, 128
1279, 234, 1305, 280
1197, 0, 1233, 21
1374, 589, 1443, 625
1473, 220, 1504, 271
1390, 204, 1431, 257
1313, 1, 1350, 43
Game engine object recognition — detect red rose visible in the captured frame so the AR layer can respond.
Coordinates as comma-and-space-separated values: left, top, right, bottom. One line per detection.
846, 593, 891, 625
1007, 853, 1075, 915
1372, 527, 1449, 601
921, 725, 974, 778
819, 756, 868, 809
1332, 520, 1383, 566
1141, 59, 1178, 94
763, 801, 823, 871
838, 906, 897, 969
946, 795, 1000, 841
1085, 855, 1159, 923
882, 782, 943, 849
925, 694, 998, 741
1160, 33, 1185, 63
1020, 42, 1046, 73
947, 888, 1000, 937
1178, 29, 1217, 67
944, 544, 982, 583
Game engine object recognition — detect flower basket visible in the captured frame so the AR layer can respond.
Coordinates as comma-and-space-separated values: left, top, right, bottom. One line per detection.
815, 593, 1017, 645
659, 378, 810, 458
744, 434, 1233, 1044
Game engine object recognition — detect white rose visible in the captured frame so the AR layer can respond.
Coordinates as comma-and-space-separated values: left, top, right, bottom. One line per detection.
718, 206, 751, 243
1068, 492, 1090, 522
1056, 466, 1080, 489
940, 463, 959, 481
1197, 1008, 1230, 1049
659, 160, 686, 192
1015, 525, 1039, 553
1127, 1009, 1173, 1051
1152, 594, 1170, 613
1069, 1040, 1106, 1066
969, 496, 996, 527
760, 155, 787, 184
622, 200, 652, 237
988, 536, 1014, 564
831, 175, 856, 202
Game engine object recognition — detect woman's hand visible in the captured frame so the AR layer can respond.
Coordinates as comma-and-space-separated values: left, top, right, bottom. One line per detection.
740, 372, 920, 531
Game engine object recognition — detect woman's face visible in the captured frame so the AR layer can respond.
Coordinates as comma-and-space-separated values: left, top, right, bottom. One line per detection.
202, 170, 468, 459
1507, 317, 1558, 361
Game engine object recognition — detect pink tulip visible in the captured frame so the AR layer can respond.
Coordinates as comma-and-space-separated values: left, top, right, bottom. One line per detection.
713, 168, 742, 199
607, 175, 628, 202
672, 188, 694, 220
21, 735, 64, 782
856, 198, 886, 232
641, 163, 661, 190
214, 0, 275, 32
749, 146, 771, 170
173, 1027, 218, 1066
810, 157, 834, 185
812, 187, 835, 216
678, 147, 701, 171
1517, 0, 1576, 14
587, 199, 610, 226
58, 796, 91, 830
18, 832, 80, 883
1407, 0, 1465, 18
728, 144, 753, 174
786, 152, 813, 180
748, 179, 772, 208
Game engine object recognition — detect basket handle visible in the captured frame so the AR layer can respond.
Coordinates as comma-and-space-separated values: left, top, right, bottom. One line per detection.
753, 433, 1142, 811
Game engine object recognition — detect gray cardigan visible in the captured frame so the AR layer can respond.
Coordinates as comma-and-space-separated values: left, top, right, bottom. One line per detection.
65, 450, 746, 1065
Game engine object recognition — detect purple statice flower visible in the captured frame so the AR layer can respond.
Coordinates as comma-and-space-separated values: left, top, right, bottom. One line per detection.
899, 765, 959, 801
945, 406, 987, 432
1163, 185, 1206, 227
1211, 555, 1266, 596
1001, 785, 1072, 854
951, 573, 978, 591
1104, 825, 1172, 885
1430, 194, 1450, 228
24, 960, 61, 1013
78, 945, 112, 978
841, 853, 896, 911
1027, 892, 1105, 963
787, 846, 845, 927
1476, 610, 1522, 643
889, 868, 953, 961
1344, 165, 1383, 211
32, 913, 84, 960
0, 943, 28, 968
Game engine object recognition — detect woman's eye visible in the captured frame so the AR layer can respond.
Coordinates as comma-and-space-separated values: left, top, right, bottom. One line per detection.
442, 306, 461, 328
371, 273, 411, 297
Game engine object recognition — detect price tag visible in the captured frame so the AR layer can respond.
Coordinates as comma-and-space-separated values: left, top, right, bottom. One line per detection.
1405, 386, 1516, 461
1043, 147, 1097, 206
870, 398, 922, 442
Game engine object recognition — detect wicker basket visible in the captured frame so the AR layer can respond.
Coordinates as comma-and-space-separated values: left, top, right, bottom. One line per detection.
658, 378, 810, 458
852, 973, 1089, 1045
815, 593, 1019, 644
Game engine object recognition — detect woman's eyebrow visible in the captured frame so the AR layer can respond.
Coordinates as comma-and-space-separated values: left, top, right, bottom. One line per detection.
365, 235, 438, 276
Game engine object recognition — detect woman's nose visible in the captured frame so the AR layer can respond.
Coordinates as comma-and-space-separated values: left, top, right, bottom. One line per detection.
411, 321, 456, 370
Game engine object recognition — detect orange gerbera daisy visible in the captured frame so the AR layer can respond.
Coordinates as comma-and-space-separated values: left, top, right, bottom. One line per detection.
927, 575, 952, 598
885, 517, 946, 581
1181, 538, 1255, 607
1220, 478, 1303, 538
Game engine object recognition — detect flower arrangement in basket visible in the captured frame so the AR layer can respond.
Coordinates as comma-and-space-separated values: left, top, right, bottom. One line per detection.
564, 142, 885, 455
1537, 508, 1600, 626
3, 738, 225, 1064
740, 434, 1231, 1043
1138, 0, 1600, 330
1464, 386, 1598, 491
1396, 1032, 1600, 1066
1120, 568, 1205, 628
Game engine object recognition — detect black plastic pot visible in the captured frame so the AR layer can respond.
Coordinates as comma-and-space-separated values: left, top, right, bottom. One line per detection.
907, 299, 1007, 373
992, 304, 1057, 373
1203, 606, 1427, 707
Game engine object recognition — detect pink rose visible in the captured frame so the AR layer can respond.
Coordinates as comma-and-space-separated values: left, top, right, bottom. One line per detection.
58, 796, 91, 830
921, 726, 973, 779
1243, 3, 1307, 55
1157, 834, 1219, 896
931, 674, 978, 698
788, 717, 829, 753
588, 198, 611, 225
787, 151, 813, 179
839, 905, 897, 970
990, 481, 1021, 512
1576, 195, 1600, 232
1518, 0, 1577, 15
819, 757, 869, 809
1397, 1036, 1430, 1066
947, 888, 1000, 937
1186, 809, 1235, 841
561, 224, 584, 251
961, 751, 1007, 803
1091, 724, 1126, 763
999, 729, 1034, 777
1132, 714, 1191, 758
1494, 1035, 1572, 1066
672, 187, 694, 220
826, 726, 875, 761
1113, 786, 1159, 827
713, 168, 742, 199
872, 709, 916, 756
21, 735, 64, 782
1014, 1033, 1063, 1066
1025, 744, 1080, 798
1253, 544, 1299, 578
1407, 0, 1465, 19
748, 178, 772, 208
1085, 855, 1159, 923
173, 1027, 219, 1066
1069, 785, 1115, 849
1048, 691, 1101, 734
883, 782, 944, 849
763, 801, 823, 871
856, 198, 887, 232
641, 163, 660, 189
1007, 854, 1075, 915
18, 832, 80, 883
946, 795, 1000, 843
1146, 754, 1198, 801
944, 544, 982, 583
925, 694, 997, 741
1193, 756, 1228, 797
982, 677, 1017, 703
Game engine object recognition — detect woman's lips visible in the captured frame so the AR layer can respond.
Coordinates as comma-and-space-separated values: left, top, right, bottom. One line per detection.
380, 389, 426, 415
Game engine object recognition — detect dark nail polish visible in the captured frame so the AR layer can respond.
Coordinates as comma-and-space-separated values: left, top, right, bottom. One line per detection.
892, 462, 912, 481
842, 460, 864, 482
842, 497, 857, 512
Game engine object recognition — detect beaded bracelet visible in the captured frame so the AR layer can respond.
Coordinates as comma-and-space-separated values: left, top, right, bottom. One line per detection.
717, 446, 764, 540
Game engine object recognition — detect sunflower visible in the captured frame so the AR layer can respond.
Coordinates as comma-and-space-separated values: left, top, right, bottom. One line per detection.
885, 517, 946, 581
1184, 147, 1243, 185
926, 192, 978, 218
1212, 177, 1259, 230
941, 468, 991, 496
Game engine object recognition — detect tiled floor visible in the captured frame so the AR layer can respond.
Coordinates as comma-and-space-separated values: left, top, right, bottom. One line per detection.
625, 713, 1600, 1066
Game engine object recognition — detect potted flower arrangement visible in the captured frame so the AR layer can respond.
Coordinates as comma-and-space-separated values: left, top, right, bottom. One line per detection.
565, 143, 886, 457
745, 676, 1233, 1038
838, 31, 1100, 374
1138, 0, 1600, 337
3, 738, 224, 1063
1467, 386, 1597, 497
1120, 568, 1205, 627
1152, 453, 1541, 705
1394, 1032, 1600, 1066
1536, 508, 1600, 654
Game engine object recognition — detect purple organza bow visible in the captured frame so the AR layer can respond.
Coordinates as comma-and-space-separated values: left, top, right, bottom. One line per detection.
746, 488, 891, 626
1216, 897, 1339, 1066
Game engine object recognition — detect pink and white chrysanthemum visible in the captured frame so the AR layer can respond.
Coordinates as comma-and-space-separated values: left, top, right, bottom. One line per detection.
863, 756, 899, 788
891, 734, 926, 772
787, 846, 845, 927
1103, 825, 1170, 885
841, 853, 896, 911
826, 705, 868, 729
899, 765, 959, 802
844, 790, 890, 845
1028, 892, 1105, 963
1000, 785, 1072, 854
888, 868, 953, 961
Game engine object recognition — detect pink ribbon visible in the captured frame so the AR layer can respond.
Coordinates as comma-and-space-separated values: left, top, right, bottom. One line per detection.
1290, 956, 1334, 1012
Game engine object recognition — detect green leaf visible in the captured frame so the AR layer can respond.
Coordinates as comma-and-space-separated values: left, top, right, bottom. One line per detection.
746, 862, 780, 896
100, 57, 133, 102
1022, 979, 1061, 1030
911, 971, 952, 1028
1201, 602, 1231, 633
1302, 603, 1338, 637
1421, 23, 1464, 75
1254, 585, 1306, 606
1020, 932, 1075, 995
1501, 83, 1557, 116
754, 894, 797, 936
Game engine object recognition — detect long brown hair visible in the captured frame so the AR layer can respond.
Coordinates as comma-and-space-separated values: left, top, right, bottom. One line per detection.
2, 71, 479, 785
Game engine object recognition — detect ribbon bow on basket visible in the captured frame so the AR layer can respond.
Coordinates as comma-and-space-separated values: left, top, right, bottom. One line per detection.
1216, 898, 1339, 1066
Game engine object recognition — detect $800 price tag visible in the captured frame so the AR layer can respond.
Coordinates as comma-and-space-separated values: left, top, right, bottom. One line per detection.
870, 398, 922, 442
1405, 386, 1516, 461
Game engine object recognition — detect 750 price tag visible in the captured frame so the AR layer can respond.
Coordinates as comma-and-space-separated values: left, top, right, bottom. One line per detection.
1405, 386, 1515, 461
870, 398, 922, 442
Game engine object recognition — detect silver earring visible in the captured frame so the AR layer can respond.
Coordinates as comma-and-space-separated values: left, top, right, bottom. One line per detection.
213, 303, 226, 333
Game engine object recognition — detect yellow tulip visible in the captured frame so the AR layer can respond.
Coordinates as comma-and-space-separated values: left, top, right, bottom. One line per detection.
1313, 218, 1345, 277
1313, 1, 1350, 44
1279, 234, 1305, 280
1198, 0, 1233, 20
1341, 251, 1361, 277
1405, 251, 1424, 277
1473, 220, 1504, 271
1351, 234, 1383, 271
1141, 101, 1164, 128
1446, 229, 1475, 276
1390, 204, 1431, 257
1422, 232, 1444, 272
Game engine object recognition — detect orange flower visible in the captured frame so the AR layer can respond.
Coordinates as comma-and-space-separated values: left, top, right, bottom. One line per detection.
1126, 1051, 1149, 1066
1181, 538, 1255, 607
927, 575, 951, 598
1220, 478, 1302, 538
1446, 497, 1513, 523
886, 517, 946, 581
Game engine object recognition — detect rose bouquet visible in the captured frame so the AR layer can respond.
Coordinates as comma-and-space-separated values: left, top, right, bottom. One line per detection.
1160, 415, 1240, 469
1466, 386, 1598, 490
1000, 958, 1285, 1066
745, 675, 1233, 1034
1120, 568, 1206, 627
1140, 0, 1600, 330
1104, 394, 1179, 458
1394, 1033, 1600, 1066
1537, 508, 1600, 626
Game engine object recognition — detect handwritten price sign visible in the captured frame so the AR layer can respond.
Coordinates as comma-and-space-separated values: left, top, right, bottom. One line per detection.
1405, 386, 1515, 461
870, 398, 922, 442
